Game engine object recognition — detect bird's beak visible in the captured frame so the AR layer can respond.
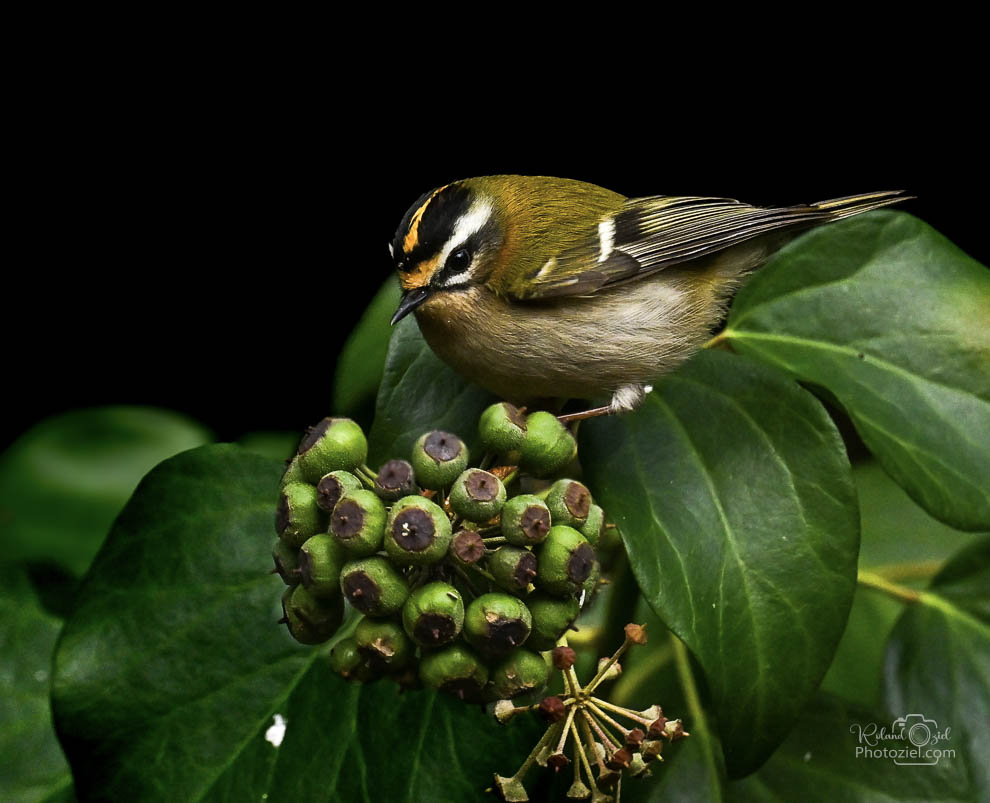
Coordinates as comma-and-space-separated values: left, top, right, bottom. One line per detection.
391, 286, 432, 325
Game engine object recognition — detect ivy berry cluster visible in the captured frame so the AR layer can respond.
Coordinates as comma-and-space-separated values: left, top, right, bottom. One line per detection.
270, 403, 686, 801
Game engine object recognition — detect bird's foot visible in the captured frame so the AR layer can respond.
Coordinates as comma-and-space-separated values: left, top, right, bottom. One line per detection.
556, 383, 653, 424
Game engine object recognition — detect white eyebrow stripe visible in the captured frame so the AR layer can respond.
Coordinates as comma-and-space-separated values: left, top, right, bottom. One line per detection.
598, 219, 615, 263
434, 199, 493, 278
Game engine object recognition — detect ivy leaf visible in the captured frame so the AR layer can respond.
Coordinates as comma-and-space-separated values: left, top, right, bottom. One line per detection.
51, 445, 539, 802
0, 566, 73, 803
822, 461, 984, 708
0, 407, 211, 576
724, 211, 990, 531
332, 277, 402, 417
728, 695, 972, 801
882, 538, 990, 798
581, 351, 860, 777
368, 317, 494, 467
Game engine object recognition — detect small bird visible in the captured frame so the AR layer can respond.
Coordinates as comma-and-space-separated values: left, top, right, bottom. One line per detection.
390, 176, 906, 415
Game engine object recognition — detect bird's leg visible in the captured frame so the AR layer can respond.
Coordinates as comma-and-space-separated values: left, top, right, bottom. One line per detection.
557, 383, 653, 424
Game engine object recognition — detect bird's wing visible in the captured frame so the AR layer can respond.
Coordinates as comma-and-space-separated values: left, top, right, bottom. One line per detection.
512, 193, 902, 299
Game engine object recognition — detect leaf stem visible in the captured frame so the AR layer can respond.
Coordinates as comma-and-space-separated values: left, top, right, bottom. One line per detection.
857, 570, 922, 604
868, 559, 943, 583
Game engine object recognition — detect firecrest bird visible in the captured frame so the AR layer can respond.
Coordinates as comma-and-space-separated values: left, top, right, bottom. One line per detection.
390, 176, 906, 416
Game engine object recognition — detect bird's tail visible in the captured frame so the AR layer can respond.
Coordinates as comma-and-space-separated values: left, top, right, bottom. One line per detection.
810, 190, 912, 220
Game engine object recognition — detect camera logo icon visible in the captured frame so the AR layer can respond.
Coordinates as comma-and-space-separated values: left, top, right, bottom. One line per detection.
893, 713, 937, 748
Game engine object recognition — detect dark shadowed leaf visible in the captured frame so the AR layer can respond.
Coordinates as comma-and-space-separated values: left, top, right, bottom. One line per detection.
51, 445, 539, 802
332, 277, 402, 416
883, 538, 990, 799
0, 407, 211, 576
724, 212, 990, 530
728, 695, 972, 801
368, 317, 494, 467
581, 351, 860, 777
0, 566, 73, 803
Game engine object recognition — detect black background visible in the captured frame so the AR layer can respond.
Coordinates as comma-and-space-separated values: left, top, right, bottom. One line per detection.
6, 74, 983, 453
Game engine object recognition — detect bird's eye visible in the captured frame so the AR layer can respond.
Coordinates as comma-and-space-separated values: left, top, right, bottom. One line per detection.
445, 248, 472, 273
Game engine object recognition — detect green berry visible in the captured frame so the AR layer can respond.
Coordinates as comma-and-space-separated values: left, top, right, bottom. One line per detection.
501, 494, 552, 546
545, 479, 592, 527
419, 643, 489, 702
298, 534, 347, 598
280, 455, 306, 488
328, 637, 377, 682
296, 417, 367, 483
491, 650, 551, 699
519, 412, 576, 477
579, 504, 606, 546
272, 538, 301, 586
276, 481, 326, 549
464, 592, 533, 655
526, 592, 581, 651
384, 495, 452, 565
450, 529, 486, 565
355, 617, 413, 672
449, 469, 506, 521
537, 525, 599, 597
281, 585, 344, 645
316, 470, 363, 512
374, 458, 418, 501
478, 402, 527, 454
339, 556, 409, 617
410, 430, 469, 490
330, 489, 386, 556
489, 546, 538, 594
401, 581, 464, 648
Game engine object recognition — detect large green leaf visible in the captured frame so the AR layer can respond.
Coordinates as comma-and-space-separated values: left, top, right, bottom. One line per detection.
581, 350, 860, 777
0, 566, 73, 803
724, 211, 990, 530
728, 695, 972, 801
368, 317, 494, 467
332, 277, 402, 417
51, 445, 539, 802
883, 538, 990, 799
822, 461, 985, 707
0, 407, 211, 576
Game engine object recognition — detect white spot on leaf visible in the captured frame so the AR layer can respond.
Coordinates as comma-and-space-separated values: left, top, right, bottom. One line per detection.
265, 714, 287, 748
